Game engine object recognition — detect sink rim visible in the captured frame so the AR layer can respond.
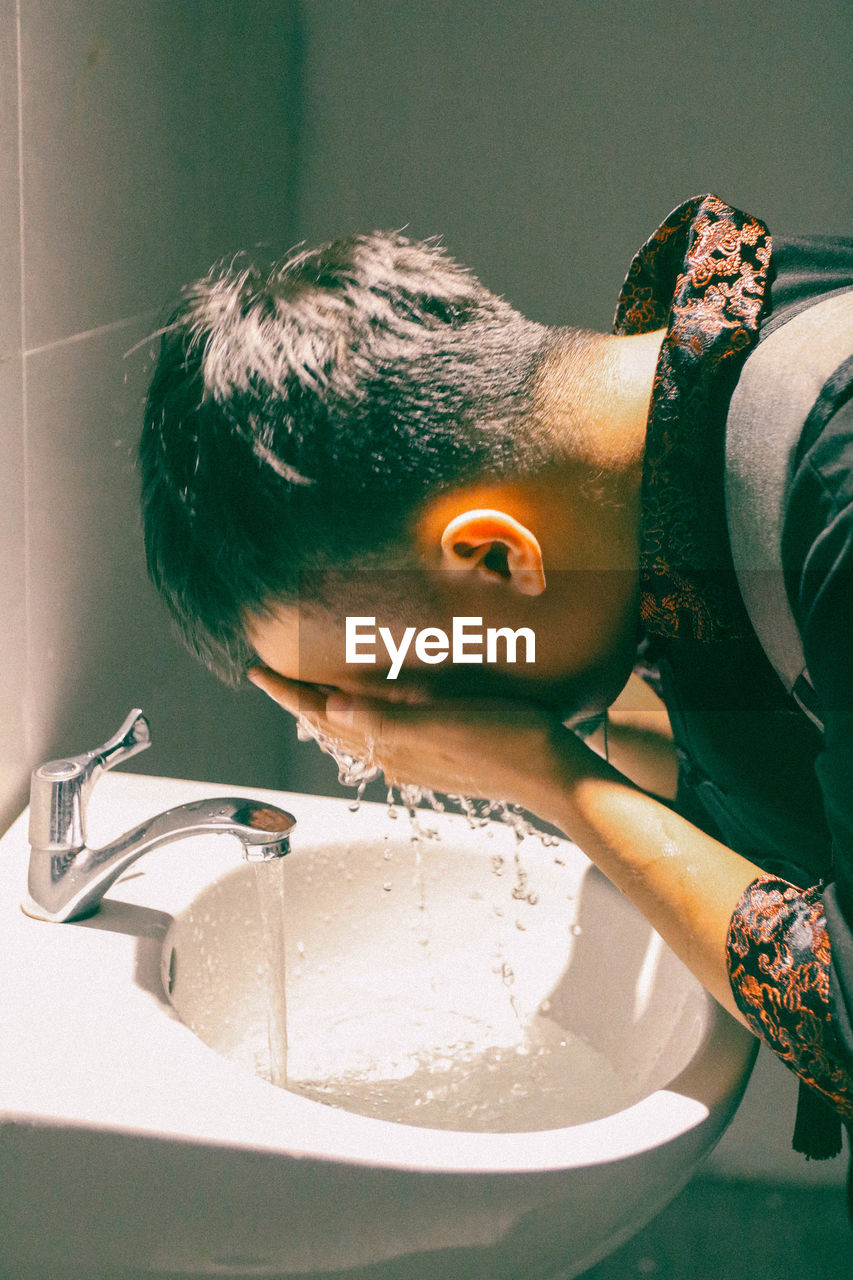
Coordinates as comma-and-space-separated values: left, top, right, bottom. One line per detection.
0, 772, 757, 1180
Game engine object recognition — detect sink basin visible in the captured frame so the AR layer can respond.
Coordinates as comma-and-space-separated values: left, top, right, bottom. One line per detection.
0, 772, 756, 1279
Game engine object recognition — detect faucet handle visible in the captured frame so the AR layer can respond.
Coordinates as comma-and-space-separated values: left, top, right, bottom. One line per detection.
91, 708, 151, 772
29, 709, 151, 855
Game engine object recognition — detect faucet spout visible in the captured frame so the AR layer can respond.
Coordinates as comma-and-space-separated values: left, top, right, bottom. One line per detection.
23, 710, 296, 923
24, 796, 297, 923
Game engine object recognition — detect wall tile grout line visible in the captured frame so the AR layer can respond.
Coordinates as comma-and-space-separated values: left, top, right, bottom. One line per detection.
15, 0, 34, 764
24, 310, 161, 361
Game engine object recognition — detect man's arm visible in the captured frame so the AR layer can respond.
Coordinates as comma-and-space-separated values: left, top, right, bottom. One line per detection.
515, 724, 763, 1026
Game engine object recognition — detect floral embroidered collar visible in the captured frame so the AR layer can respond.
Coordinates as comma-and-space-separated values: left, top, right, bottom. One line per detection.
613, 194, 773, 642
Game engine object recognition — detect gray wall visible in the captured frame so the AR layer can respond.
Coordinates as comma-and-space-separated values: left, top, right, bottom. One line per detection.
294, 0, 851, 334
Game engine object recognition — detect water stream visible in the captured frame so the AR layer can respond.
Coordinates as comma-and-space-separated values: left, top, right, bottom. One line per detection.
252, 858, 288, 1088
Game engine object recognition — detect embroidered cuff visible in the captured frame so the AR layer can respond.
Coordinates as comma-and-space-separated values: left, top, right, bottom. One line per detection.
726, 874, 853, 1120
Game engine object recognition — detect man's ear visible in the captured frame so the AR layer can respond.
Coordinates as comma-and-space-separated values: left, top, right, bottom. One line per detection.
439, 509, 546, 596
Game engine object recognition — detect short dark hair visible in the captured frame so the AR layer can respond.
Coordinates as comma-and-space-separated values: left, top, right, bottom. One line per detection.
140, 232, 568, 681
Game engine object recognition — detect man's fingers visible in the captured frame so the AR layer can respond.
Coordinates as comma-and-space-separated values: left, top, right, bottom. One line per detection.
324, 691, 356, 729
247, 667, 326, 720
248, 669, 391, 756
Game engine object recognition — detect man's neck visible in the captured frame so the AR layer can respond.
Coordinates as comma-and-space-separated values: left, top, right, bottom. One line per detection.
535, 328, 664, 572
547, 328, 664, 477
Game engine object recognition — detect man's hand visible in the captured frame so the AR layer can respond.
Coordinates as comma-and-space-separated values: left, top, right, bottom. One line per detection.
247, 666, 590, 812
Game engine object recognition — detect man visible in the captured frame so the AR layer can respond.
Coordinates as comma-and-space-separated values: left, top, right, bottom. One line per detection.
140, 195, 853, 1161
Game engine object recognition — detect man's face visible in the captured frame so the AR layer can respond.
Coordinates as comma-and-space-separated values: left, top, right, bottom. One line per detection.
245, 567, 639, 722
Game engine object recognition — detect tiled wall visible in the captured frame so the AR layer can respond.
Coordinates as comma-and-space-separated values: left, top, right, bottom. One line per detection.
0, 1, 318, 833
1, 0, 29, 831
0, 4, 26, 835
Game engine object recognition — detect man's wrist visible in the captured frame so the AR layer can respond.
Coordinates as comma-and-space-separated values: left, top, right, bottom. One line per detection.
516, 721, 614, 834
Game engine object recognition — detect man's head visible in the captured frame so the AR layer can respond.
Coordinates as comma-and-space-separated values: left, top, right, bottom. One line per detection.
141, 231, 642, 715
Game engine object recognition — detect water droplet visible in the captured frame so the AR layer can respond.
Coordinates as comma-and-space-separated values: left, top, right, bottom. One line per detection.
296, 714, 380, 788
383, 882, 392, 892
571, 923, 583, 936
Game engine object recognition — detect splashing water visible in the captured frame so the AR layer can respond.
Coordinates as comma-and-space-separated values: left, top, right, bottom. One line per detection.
289, 1013, 631, 1132
296, 712, 561, 854
297, 715, 381, 790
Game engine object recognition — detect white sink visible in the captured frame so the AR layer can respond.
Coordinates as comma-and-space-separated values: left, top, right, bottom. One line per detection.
0, 772, 756, 1279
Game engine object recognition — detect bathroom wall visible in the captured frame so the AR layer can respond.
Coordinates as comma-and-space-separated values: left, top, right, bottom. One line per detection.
0, 5, 26, 835
0, 0, 317, 835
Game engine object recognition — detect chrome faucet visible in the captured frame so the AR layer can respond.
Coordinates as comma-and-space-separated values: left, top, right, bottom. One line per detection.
24, 708, 296, 923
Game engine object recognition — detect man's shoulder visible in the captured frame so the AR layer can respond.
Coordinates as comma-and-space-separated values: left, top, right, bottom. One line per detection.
726, 288, 853, 708
763, 234, 853, 338
728, 289, 853, 516
781, 364, 853, 640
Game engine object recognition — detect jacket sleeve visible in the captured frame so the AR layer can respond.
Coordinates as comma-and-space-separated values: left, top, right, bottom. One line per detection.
725, 391, 853, 1119
726, 875, 853, 1119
